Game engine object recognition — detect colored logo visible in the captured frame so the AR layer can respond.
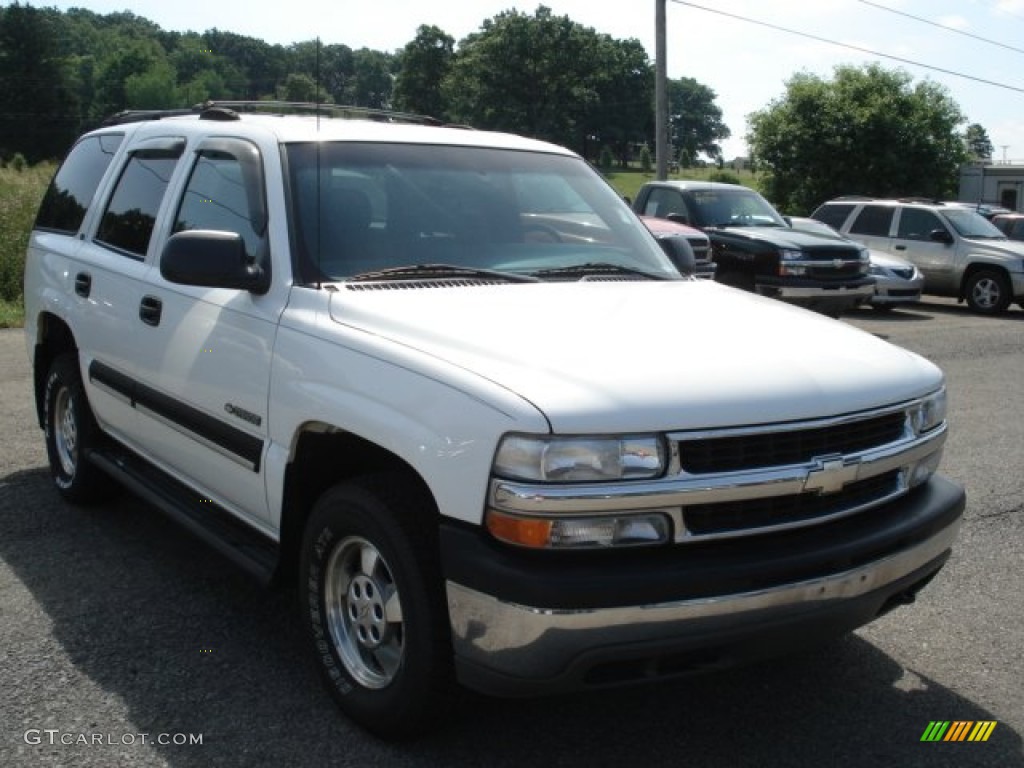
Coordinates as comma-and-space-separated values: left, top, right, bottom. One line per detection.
920, 721, 996, 742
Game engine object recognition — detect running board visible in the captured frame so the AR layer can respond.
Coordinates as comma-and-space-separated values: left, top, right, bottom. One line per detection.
90, 447, 279, 585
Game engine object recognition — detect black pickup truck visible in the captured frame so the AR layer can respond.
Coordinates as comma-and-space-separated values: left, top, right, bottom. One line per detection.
633, 180, 874, 316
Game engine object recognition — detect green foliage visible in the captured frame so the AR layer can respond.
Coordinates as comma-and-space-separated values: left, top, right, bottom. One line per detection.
598, 145, 615, 171
0, 162, 53, 323
441, 7, 658, 160
668, 77, 730, 166
0, 3, 80, 162
9, 153, 26, 172
707, 170, 741, 185
747, 63, 967, 213
964, 123, 993, 162
639, 144, 652, 173
393, 25, 454, 118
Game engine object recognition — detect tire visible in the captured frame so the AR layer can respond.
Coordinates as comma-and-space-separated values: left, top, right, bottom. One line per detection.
964, 269, 1011, 314
299, 475, 454, 740
43, 353, 113, 503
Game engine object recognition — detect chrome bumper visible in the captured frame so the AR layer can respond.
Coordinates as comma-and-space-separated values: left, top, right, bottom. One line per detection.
446, 513, 960, 688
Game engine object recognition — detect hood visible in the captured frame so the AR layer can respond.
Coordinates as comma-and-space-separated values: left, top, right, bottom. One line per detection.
708, 226, 862, 251
962, 237, 1024, 258
329, 280, 941, 434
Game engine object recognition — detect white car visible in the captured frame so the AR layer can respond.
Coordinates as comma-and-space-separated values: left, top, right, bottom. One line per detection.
789, 217, 922, 310
24, 103, 964, 740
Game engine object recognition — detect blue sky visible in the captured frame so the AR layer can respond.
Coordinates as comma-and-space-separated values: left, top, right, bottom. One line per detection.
24, 0, 1024, 162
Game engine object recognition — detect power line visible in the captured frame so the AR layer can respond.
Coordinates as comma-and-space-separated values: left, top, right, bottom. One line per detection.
855, 0, 1024, 55
669, 0, 1024, 95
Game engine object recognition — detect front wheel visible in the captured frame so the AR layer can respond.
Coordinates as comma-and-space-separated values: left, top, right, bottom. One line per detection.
299, 475, 454, 740
965, 269, 1011, 314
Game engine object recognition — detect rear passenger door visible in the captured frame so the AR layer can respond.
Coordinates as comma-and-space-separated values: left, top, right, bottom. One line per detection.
129, 137, 277, 528
844, 204, 895, 254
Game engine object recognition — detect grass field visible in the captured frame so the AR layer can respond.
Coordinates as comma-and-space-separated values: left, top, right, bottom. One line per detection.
603, 166, 761, 202
0, 162, 52, 328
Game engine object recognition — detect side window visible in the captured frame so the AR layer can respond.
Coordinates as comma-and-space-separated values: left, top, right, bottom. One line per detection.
811, 204, 854, 231
96, 144, 183, 258
173, 143, 267, 258
1013, 221, 1024, 240
643, 188, 688, 219
34, 134, 124, 234
896, 209, 944, 240
848, 205, 894, 237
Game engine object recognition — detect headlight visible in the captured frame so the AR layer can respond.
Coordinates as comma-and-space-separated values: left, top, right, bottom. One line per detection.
485, 509, 672, 549
911, 388, 947, 435
868, 264, 887, 277
779, 248, 802, 261
493, 434, 665, 482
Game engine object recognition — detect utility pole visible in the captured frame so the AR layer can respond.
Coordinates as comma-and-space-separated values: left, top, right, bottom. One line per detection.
655, 0, 669, 180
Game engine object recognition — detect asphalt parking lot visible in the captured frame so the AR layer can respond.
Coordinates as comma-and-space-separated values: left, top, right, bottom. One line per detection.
1, 298, 1022, 768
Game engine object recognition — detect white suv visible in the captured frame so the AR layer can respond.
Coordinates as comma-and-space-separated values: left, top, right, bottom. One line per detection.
24, 103, 964, 739
812, 197, 1024, 314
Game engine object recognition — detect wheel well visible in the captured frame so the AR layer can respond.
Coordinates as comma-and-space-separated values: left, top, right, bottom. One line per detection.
32, 313, 77, 429
960, 263, 1009, 299
276, 429, 436, 583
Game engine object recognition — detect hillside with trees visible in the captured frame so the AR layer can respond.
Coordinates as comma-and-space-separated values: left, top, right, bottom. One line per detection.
0, 3, 731, 168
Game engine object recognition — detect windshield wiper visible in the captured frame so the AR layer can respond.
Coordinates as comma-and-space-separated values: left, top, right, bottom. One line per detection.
530, 262, 668, 280
348, 263, 539, 283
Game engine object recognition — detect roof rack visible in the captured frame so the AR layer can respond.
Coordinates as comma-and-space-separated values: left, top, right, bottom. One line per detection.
101, 100, 449, 128
897, 197, 944, 204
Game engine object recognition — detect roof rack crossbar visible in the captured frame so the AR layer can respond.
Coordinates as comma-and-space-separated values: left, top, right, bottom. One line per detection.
101, 101, 447, 128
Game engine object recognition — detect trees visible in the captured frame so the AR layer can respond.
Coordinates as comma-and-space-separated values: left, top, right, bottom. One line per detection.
442, 7, 662, 161
392, 25, 454, 118
964, 123, 994, 163
747, 64, 967, 213
0, 3, 79, 162
668, 77, 730, 167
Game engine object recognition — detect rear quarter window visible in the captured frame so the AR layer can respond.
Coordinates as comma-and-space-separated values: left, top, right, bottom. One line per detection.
34, 134, 124, 234
811, 204, 854, 231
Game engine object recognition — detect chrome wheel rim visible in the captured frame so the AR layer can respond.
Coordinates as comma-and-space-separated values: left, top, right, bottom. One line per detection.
54, 387, 78, 477
324, 535, 404, 689
972, 277, 1001, 309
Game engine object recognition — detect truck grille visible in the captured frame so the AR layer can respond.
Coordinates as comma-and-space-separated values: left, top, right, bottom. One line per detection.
802, 246, 868, 279
679, 411, 907, 474
683, 470, 901, 536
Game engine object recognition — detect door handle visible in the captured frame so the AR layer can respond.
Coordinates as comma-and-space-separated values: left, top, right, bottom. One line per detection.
894, 245, 906, 251
74, 272, 91, 298
139, 295, 162, 327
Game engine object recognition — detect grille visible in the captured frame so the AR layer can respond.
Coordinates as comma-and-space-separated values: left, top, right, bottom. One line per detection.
683, 470, 902, 536
678, 411, 907, 474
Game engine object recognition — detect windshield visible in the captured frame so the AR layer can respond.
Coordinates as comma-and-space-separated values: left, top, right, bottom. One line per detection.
686, 187, 787, 229
285, 142, 678, 282
943, 208, 1007, 239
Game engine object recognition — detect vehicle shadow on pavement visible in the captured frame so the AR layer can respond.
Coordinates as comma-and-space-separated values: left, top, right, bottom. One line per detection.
1, 467, 1018, 768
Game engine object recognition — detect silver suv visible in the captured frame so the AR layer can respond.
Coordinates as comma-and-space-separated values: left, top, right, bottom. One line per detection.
811, 197, 1024, 314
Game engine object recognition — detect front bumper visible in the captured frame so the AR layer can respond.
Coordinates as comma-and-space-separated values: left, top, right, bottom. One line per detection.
442, 474, 964, 696
755, 277, 875, 313
871, 274, 924, 306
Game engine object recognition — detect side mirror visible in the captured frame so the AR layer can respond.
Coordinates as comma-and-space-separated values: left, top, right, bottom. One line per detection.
929, 228, 954, 245
161, 230, 269, 294
656, 235, 697, 276
666, 212, 691, 227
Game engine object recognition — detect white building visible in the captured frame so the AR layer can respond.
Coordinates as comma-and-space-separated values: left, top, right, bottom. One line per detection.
959, 163, 1024, 212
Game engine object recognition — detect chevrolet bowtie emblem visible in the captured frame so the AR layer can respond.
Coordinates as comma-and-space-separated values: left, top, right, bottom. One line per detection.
803, 457, 860, 495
